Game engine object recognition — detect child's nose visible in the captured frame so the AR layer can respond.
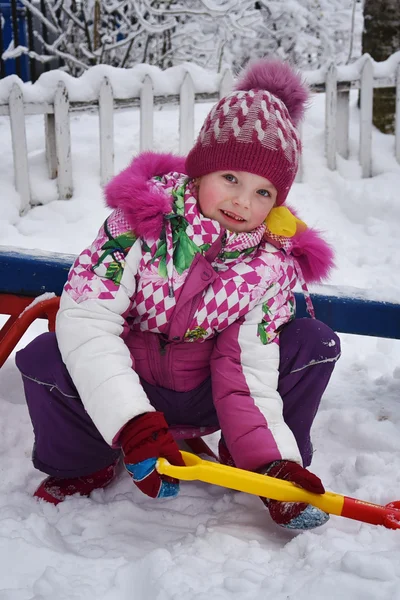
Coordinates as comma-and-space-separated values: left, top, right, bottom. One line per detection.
233, 193, 250, 208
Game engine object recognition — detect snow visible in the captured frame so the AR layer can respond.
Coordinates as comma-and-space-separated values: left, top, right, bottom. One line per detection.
0, 62, 223, 104
304, 50, 400, 85
1, 87, 400, 599
19, 292, 56, 316
1, 50, 399, 107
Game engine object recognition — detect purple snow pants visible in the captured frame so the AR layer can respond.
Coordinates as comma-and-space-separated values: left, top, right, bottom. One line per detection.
15, 319, 340, 478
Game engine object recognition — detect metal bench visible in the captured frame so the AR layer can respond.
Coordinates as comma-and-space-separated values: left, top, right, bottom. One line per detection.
2, 245, 400, 355
2, 245, 399, 459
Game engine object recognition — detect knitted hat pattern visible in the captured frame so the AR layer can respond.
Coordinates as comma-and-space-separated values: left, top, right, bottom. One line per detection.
185, 58, 309, 205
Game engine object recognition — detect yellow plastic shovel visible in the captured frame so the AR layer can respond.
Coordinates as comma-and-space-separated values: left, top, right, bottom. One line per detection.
157, 451, 400, 530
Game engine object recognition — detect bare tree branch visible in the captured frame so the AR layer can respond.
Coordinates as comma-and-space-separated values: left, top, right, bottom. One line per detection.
18, 0, 61, 34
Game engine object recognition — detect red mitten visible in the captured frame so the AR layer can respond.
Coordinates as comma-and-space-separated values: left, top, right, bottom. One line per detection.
267, 460, 325, 494
262, 460, 328, 529
120, 411, 185, 499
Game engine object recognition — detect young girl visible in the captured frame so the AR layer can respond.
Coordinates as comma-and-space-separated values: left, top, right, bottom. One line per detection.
16, 58, 340, 530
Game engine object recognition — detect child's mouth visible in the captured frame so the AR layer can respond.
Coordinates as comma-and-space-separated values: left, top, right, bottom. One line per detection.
221, 210, 245, 222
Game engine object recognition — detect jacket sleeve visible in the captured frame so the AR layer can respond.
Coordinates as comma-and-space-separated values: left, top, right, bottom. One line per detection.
56, 209, 154, 446
210, 271, 302, 472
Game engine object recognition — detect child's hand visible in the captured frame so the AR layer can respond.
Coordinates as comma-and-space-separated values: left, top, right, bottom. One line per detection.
120, 412, 185, 499
265, 460, 325, 494
261, 460, 328, 528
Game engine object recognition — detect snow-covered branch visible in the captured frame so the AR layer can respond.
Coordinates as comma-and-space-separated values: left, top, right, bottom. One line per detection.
14, 0, 363, 77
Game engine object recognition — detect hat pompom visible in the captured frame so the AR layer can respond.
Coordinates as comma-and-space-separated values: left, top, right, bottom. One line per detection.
234, 59, 309, 125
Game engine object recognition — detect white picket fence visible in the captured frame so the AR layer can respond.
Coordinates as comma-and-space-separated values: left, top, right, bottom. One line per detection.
1, 53, 400, 216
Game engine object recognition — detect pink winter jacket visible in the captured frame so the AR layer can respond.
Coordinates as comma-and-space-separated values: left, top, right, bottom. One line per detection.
56, 152, 334, 472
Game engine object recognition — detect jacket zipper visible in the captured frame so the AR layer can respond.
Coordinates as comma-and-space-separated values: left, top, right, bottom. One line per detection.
159, 336, 169, 356
153, 335, 171, 387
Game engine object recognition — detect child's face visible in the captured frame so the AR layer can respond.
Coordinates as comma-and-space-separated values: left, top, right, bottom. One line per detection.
197, 171, 277, 233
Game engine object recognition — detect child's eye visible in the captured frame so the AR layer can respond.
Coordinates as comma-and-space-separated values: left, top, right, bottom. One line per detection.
223, 174, 237, 183
257, 189, 270, 198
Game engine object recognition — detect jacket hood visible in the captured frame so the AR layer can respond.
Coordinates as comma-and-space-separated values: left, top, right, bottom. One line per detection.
105, 152, 334, 284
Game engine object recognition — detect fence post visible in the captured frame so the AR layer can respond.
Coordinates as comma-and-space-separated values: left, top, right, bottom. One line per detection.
219, 68, 234, 99
336, 90, 350, 159
179, 71, 195, 154
99, 77, 114, 186
9, 83, 31, 215
140, 75, 154, 151
359, 56, 373, 178
395, 63, 400, 165
44, 114, 57, 179
54, 81, 73, 199
0, 9, 4, 79
325, 63, 337, 170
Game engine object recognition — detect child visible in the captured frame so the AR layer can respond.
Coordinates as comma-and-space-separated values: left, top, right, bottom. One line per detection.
16, 58, 340, 530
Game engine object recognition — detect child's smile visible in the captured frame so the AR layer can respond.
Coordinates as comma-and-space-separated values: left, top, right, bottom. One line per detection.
220, 209, 246, 223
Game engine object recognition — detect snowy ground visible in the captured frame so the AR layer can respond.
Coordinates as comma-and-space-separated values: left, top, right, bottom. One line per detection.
1, 92, 400, 599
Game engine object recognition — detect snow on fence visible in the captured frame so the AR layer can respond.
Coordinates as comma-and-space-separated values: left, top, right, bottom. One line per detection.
1, 53, 400, 215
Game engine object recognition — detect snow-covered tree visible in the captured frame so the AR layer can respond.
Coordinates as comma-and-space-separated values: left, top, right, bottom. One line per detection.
15, 0, 258, 75
12, 0, 362, 77
362, 0, 399, 134
228, 0, 362, 71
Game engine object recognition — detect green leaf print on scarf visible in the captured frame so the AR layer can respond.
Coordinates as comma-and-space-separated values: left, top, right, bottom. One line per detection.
173, 225, 200, 274
171, 184, 186, 216
150, 181, 210, 279
152, 220, 200, 278
151, 186, 203, 278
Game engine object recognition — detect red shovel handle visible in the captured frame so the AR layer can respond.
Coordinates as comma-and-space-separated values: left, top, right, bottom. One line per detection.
342, 498, 400, 529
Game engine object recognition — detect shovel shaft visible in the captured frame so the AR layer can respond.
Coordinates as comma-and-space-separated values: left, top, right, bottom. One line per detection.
157, 452, 344, 514
157, 452, 400, 529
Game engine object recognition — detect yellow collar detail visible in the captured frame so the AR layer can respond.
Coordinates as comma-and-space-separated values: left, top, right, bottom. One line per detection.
265, 206, 307, 238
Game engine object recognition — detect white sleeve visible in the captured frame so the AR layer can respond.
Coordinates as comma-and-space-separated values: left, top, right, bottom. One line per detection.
56, 238, 154, 445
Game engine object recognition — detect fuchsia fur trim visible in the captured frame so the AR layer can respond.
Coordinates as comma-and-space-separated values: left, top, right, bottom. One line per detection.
234, 59, 309, 126
291, 227, 335, 283
105, 152, 186, 239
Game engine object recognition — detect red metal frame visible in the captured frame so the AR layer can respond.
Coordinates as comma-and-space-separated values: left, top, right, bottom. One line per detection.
0, 293, 219, 458
0, 295, 60, 368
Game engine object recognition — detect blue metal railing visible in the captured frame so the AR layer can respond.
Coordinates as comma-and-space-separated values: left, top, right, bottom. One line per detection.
0, 0, 29, 81
1, 247, 400, 340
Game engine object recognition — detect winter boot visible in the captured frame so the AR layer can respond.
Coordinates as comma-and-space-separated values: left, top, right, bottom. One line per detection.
34, 460, 119, 505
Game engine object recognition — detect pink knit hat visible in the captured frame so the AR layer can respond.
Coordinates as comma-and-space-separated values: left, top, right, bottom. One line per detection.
185, 58, 309, 205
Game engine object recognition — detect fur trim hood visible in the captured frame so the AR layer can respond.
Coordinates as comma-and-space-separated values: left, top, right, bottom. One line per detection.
105, 152, 334, 284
